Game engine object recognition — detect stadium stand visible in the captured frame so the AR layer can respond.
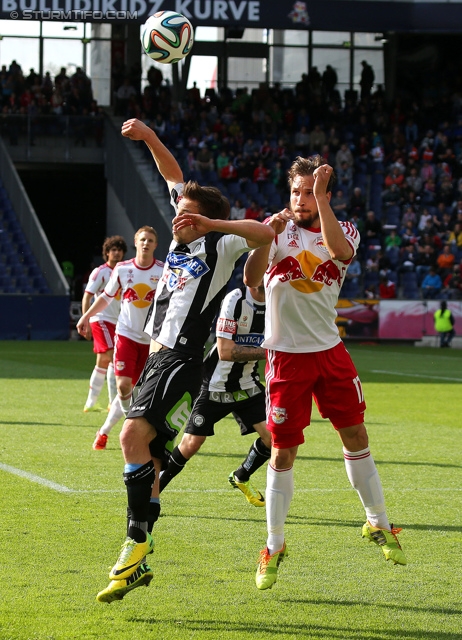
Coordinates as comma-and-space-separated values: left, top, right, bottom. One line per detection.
1, 55, 462, 301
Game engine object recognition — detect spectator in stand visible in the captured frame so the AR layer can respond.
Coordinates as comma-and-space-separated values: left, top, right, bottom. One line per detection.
253, 160, 270, 189
379, 275, 396, 299
421, 267, 442, 299
437, 244, 456, 279
442, 265, 462, 300
294, 125, 310, 154
404, 167, 422, 195
335, 143, 354, 170
271, 160, 284, 189
245, 200, 264, 221
230, 199, 246, 220
448, 222, 462, 252
364, 210, 382, 245
349, 211, 365, 234
382, 183, 403, 209
309, 124, 326, 153
401, 205, 418, 229
337, 160, 354, 197
344, 255, 361, 288
416, 239, 437, 284
349, 187, 366, 218
418, 208, 433, 232
331, 189, 349, 221
399, 243, 419, 274
385, 229, 402, 250
220, 158, 238, 183
216, 150, 230, 174
360, 60, 375, 101
196, 145, 215, 173
384, 166, 405, 189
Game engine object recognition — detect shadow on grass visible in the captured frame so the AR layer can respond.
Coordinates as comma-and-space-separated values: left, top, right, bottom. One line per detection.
127, 618, 462, 639
159, 511, 462, 533
196, 451, 462, 470
277, 598, 461, 617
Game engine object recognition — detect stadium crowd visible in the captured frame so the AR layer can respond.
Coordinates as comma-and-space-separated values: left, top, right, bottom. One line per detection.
2, 56, 462, 300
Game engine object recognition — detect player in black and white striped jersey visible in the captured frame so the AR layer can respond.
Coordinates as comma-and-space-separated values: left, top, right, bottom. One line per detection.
159, 283, 271, 506
93, 118, 274, 604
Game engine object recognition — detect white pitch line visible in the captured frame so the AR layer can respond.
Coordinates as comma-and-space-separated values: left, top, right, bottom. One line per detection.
1, 463, 460, 494
0, 463, 75, 493
371, 369, 462, 382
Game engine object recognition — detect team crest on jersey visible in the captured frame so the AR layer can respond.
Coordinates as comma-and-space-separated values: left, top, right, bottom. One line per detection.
193, 414, 205, 426
271, 406, 287, 424
314, 236, 329, 252
116, 361, 125, 371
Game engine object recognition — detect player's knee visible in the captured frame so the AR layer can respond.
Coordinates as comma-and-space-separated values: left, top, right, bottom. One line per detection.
179, 433, 205, 458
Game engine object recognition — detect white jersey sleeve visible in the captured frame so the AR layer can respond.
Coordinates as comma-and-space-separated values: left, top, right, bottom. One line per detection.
85, 263, 120, 324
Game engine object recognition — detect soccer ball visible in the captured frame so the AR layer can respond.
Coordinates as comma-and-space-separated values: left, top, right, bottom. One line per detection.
141, 11, 194, 64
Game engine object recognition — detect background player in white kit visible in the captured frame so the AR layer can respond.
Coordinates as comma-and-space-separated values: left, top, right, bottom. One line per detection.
159, 282, 271, 506
77, 226, 163, 450
81, 235, 127, 413
244, 155, 406, 590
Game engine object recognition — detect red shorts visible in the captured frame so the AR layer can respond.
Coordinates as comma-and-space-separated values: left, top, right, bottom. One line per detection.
265, 342, 366, 449
113, 334, 150, 385
90, 320, 116, 354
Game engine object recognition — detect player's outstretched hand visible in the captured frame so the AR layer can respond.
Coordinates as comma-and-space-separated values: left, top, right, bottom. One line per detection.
266, 208, 294, 234
121, 118, 150, 141
173, 212, 212, 236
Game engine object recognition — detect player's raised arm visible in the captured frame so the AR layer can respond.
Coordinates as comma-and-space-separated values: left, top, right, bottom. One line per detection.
243, 209, 292, 286
121, 118, 183, 191
313, 164, 354, 261
172, 214, 275, 249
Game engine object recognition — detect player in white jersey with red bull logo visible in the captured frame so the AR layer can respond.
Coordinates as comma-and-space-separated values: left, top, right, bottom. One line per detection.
82, 235, 127, 413
77, 226, 164, 450
244, 155, 406, 590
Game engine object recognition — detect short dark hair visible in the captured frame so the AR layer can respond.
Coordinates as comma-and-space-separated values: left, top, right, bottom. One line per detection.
102, 235, 127, 260
183, 181, 230, 220
287, 155, 336, 193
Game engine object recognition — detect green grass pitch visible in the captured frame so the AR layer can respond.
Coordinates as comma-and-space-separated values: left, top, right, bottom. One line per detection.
0, 341, 461, 640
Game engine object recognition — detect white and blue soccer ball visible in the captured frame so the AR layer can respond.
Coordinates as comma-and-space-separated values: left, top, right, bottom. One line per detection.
141, 11, 194, 64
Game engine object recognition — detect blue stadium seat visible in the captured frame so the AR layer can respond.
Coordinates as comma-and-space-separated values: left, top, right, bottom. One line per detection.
386, 246, 400, 268
385, 205, 401, 226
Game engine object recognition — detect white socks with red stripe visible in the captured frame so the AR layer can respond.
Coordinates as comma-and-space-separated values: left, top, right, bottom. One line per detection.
100, 396, 123, 435
107, 362, 117, 404
343, 447, 390, 530
266, 463, 293, 555
85, 366, 106, 408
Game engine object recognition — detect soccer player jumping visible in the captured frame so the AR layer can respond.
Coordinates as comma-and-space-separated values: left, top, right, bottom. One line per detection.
244, 156, 406, 590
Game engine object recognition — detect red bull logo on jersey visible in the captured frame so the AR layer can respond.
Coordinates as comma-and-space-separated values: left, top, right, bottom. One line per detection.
123, 282, 154, 308
267, 256, 307, 284
267, 251, 345, 294
311, 259, 342, 286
